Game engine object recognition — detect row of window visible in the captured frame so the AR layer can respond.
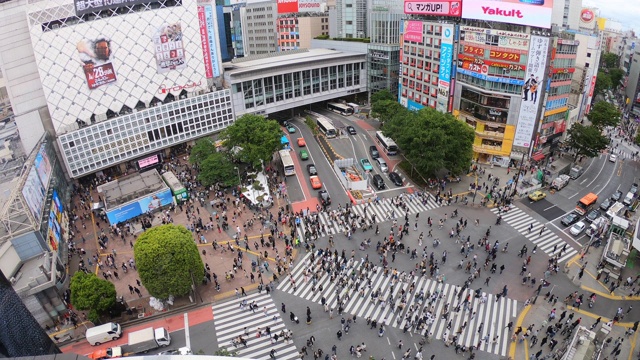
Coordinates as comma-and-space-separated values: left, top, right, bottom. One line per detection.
400, 91, 437, 109
457, 74, 523, 95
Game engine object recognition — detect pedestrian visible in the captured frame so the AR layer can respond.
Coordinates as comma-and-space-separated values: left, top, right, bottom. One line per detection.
281, 303, 286, 313
241, 287, 247, 296
270, 349, 277, 359
337, 330, 343, 340
134, 287, 142, 297
332, 345, 337, 355
485, 277, 491, 286
128, 284, 134, 294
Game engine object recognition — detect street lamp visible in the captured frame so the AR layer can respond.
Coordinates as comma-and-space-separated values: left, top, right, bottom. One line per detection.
234, 167, 241, 186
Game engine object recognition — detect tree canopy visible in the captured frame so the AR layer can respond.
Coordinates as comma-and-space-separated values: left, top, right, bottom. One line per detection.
371, 100, 407, 123
370, 89, 395, 104
134, 224, 204, 299
594, 71, 612, 97
70, 272, 116, 323
383, 107, 474, 176
587, 101, 621, 129
189, 138, 239, 187
602, 52, 619, 69
565, 123, 609, 159
220, 114, 282, 169
609, 68, 624, 88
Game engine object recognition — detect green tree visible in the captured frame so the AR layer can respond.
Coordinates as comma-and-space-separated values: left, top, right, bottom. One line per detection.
565, 124, 609, 160
602, 52, 619, 69
594, 71, 612, 97
587, 101, 621, 129
370, 89, 395, 104
198, 151, 238, 187
371, 100, 408, 123
134, 224, 204, 299
220, 114, 282, 169
383, 107, 474, 176
189, 138, 216, 166
70, 272, 116, 323
609, 68, 624, 88
213, 348, 238, 357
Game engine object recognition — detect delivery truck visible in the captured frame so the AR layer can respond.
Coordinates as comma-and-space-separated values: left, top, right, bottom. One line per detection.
550, 174, 570, 191
88, 327, 171, 359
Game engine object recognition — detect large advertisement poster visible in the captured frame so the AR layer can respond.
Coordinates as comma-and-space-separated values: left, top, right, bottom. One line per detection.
437, 24, 454, 112
153, 23, 187, 73
198, 7, 214, 79
77, 38, 118, 89
403, 21, 424, 43
404, 0, 461, 16
514, 36, 549, 148
277, 0, 299, 13
204, 5, 221, 77
34, 144, 52, 188
106, 188, 174, 224
461, 0, 554, 29
22, 167, 46, 221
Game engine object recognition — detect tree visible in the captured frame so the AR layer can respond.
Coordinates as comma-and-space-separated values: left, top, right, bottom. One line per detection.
134, 224, 204, 299
213, 348, 238, 357
565, 124, 609, 159
370, 89, 395, 104
198, 151, 239, 187
587, 101, 621, 129
220, 114, 282, 169
70, 272, 116, 323
602, 52, 619, 69
593, 71, 612, 97
609, 68, 624, 88
189, 138, 216, 166
371, 100, 407, 123
383, 107, 474, 176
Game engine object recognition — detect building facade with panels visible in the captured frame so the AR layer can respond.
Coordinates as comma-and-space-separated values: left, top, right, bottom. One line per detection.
277, 14, 329, 51
241, 0, 278, 55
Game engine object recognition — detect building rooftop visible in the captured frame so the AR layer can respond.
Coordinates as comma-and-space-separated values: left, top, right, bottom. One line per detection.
12, 252, 51, 293
98, 170, 168, 209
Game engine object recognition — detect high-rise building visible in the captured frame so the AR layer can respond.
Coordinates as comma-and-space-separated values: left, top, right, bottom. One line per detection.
277, 14, 329, 51
551, 0, 582, 30
332, 0, 368, 39
241, 0, 278, 55
367, 0, 402, 97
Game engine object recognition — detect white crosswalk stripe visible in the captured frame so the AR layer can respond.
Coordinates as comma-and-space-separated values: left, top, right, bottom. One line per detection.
298, 196, 439, 238
212, 293, 299, 360
278, 253, 517, 357
490, 207, 577, 263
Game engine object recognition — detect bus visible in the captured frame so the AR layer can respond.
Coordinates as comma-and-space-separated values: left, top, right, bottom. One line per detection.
575, 193, 598, 215
161, 171, 188, 202
327, 102, 354, 116
279, 149, 296, 176
375, 131, 399, 155
316, 117, 337, 138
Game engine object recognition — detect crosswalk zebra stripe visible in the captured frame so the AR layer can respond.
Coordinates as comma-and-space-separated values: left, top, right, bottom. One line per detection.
212, 293, 299, 360
280, 252, 517, 356
491, 207, 578, 263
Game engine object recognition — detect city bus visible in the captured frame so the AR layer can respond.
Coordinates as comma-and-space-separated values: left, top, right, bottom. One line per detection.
575, 192, 598, 215
316, 116, 337, 138
161, 171, 188, 202
279, 149, 296, 176
375, 131, 399, 155
327, 102, 354, 116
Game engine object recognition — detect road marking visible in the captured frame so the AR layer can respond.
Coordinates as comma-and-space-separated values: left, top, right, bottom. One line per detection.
585, 156, 608, 188
543, 205, 557, 211
595, 158, 619, 196
548, 222, 582, 247
568, 192, 579, 199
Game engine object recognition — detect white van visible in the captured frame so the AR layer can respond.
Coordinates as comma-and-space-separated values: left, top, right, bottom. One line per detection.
623, 192, 634, 206
86, 322, 122, 346
375, 158, 388, 173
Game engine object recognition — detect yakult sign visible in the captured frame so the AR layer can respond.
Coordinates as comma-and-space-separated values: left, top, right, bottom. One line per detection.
462, 0, 554, 29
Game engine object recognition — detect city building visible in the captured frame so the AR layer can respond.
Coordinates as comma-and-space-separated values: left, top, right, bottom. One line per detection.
330, 0, 367, 39
566, 30, 603, 130
241, 0, 279, 55
625, 47, 640, 116
367, 0, 402, 98
551, 0, 582, 30
277, 14, 329, 51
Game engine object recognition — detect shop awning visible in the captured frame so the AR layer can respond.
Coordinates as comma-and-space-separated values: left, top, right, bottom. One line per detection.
531, 152, 545, 162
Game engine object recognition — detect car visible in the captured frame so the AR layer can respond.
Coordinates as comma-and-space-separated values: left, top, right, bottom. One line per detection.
346, 126, 357, 135
360, 158, 373, 171
369, 146, 380, 159
299, 149, 309, 161
375, 158, 388, 173
585, 209, 601, 223
600, 198, 613, 211
287, 124, 296, 133
318, 190, 331, 206
297, 137, 306, 147
389, 171, 403, 186
570, 221, 587, 236
310, 176, 322, 189
528, 191, 546, 202
561, 213, 580, 226
611, 190, 623, 202
306, 164, 317, 176
372, 174, 386, 190
609, 154, 617, 162
631, 183, 638, 195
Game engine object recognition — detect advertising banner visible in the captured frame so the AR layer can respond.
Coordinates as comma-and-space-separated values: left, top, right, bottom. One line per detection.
48, 208, 61, 252
461, 26, 530, 50
403, 21, 424, 43
579, 8, 596, 30
298, 0, 322, 12
77, 38, 117, 89
277, 0, 299, 13
462, 45, 485, 57
458, 54, 526, 71
204, 5, 221, 77
404, 0, 462, 16
74, 0, 157, 16
153, 23, 187, 74
198, 7, 214, 79
34, 144, 52, 188
138, 154, 160, 169
585, 74, 597, 113
489, 50, 521, 62
437, 24, 454, 112
22, 167, 46, 221
106, 188, 174, 224
457, 60, 526, 85
513, 36, 549, 148
461, 0, 554, 29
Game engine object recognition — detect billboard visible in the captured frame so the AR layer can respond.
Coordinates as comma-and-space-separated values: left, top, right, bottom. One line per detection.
34, 144, 52, 188
77, 38, 118, 89
461, 0, 554, 29
74, 0, 156, 16
514, 36, 549, 148
106, 188, 174, 224
277, 0, 321, 13
579, 8, 596, 30
460, 26, 530, 51
153, 23, 187, 74
404, 0, 462, 16
277, 0, 299, 13
22, 167, 46, 221
403, 21, 424, 43
198, 7, 214, 79
203, 6, 221, 77
437, 24, 454, 112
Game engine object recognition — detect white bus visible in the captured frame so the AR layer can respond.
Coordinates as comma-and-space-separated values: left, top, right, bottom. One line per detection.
316, 117, 337, 138
327, 102, 354, 116
279, 150, 296, 176
375, 131, 399, 155
161, 171, 188, 201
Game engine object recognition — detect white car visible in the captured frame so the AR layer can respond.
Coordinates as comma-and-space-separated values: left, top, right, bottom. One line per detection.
570, 221, 587, 236
609, 154, 617, 162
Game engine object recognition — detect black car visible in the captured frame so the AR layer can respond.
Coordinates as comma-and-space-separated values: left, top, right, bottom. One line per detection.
372, 174, 386, 190
318, 190, 331, 206
585, 209, 601, 223
307, 164, 317, 176
600, 198, 613, 211
561, 213, 580, 226
346, 126, 357, 135
389, 171, 403, 186
611, 190, 623, 201
369, 146, 380, 159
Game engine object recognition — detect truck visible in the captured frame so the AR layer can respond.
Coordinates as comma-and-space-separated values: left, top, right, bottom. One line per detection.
550, 174, 570, 191
88, 327, 171, 359
569, 166, 584, 179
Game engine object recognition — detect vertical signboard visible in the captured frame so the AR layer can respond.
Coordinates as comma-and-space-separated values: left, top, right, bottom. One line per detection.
204, 5, 221, 77
34, 144, 52, 188
198, 6, 214, 79
585, 73, 597, 114
514, 36, 549, 148
22, 167, 46, 221
437, 24, 454, 112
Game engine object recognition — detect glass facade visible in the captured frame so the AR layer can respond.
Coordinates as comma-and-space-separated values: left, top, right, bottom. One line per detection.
369, 44, 400, 98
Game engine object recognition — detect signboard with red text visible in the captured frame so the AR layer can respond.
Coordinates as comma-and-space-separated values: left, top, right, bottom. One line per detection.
404, 0, 462, 16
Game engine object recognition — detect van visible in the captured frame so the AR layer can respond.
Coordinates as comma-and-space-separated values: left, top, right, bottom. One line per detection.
623, 192, 634, 206
569, 166, 584, 179
86, 322, 123, 346
372, 174, 386, 190
369, 146, 380, 159
375, 158, 388, 173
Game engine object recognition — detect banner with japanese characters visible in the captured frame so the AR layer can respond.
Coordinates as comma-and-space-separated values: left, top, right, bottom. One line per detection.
153, 23, 187, 74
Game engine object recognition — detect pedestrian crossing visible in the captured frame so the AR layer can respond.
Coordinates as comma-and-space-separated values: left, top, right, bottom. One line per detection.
490, 207, 577, 263
212, 293, 299, 360
299, 195, 439, 238
278, 253, 518, 357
